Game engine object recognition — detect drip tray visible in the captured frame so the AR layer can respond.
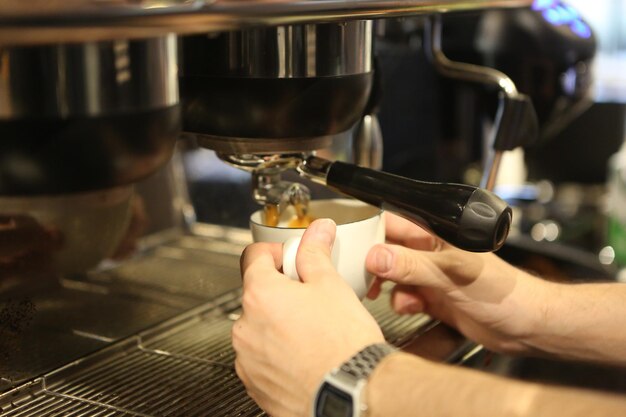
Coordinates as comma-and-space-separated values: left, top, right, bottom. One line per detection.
0, 230, 244, 391
1, 226, 436, 416
1, 286, 434, 416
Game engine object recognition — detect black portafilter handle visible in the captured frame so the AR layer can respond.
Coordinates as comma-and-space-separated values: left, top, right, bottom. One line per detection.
299, 157, 512, 252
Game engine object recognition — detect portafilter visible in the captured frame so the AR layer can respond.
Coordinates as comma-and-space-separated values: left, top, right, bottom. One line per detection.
219, 153, 512, 253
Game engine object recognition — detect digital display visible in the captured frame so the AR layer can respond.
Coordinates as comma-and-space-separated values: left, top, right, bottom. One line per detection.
316, 383, 353, 417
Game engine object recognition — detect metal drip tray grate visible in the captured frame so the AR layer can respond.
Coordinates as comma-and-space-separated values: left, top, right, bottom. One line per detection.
364, 292, 433, 346
49, 351, 253, 416
141, 316, 237, 366
1, 284, 433, 416
1, 223, 435, 417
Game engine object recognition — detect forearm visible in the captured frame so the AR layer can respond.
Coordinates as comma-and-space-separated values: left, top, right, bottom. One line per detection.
524, 281, 626, 365
367, 352, 626, 417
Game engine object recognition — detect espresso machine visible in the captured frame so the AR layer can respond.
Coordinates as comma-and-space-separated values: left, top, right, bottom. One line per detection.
2, 1, 612, 415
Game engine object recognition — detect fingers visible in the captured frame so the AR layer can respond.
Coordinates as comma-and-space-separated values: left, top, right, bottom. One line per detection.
366, 277, 384, 300
384, 212, 439, 251
295, 219, 338, 284
240, 242, 284, 286
391, 285, 426, 315
365, 245, 447, 288
367, 243, 488, 292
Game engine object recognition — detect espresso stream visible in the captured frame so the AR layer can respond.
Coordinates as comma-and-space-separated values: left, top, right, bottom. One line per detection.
263, 201, 315, 228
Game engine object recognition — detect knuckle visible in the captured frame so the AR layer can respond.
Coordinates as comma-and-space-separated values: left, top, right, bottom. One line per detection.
242, 282, 275, 312
390, 249, 416, 284
240, 245, 252, 268
240, 243, 264, 270
241, 289, 258, 310
394, 248, 433, 287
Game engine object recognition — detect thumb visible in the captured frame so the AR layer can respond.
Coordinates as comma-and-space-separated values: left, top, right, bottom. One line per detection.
296, 219, 338, 283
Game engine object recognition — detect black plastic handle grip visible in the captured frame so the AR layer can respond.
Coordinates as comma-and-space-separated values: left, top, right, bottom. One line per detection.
325, 162, 512, 252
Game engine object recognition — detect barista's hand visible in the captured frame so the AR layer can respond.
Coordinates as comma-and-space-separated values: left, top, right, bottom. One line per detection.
233, 219, 384, 417
0, 215, 63, 277
366, 213, 552, 354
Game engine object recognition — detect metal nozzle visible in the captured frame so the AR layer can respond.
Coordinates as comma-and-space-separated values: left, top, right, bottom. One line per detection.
296, 156, 333, 185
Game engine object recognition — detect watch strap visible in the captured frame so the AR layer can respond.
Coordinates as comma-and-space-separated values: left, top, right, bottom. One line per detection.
336, 343, 397, 380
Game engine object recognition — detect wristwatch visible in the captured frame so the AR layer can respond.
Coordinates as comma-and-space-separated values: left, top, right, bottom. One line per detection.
312, 343, 397, 417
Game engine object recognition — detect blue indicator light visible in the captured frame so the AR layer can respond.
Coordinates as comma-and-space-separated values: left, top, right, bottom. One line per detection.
570, 19, 592, 39
533, 0, 591, 39
532, 0, 557, 11
555, 5, 574, 21
563, 4, 579, 19
543, 8, 563, 25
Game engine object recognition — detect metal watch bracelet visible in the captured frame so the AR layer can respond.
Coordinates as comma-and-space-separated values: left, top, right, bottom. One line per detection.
313, 343, 397, 417
338, 343, 398, 380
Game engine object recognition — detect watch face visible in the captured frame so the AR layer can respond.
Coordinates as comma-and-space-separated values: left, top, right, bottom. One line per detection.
316, 382, 354, 417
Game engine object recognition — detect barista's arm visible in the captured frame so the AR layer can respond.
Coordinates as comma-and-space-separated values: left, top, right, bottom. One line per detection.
367, 352, 626, 417
523, 281, 626, 364
366, 213, 626, 366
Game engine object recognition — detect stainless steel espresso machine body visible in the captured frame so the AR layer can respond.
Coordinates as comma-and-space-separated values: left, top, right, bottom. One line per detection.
8, 1, 603, 416
0, 36, 180, 195
177, 17, 516, 253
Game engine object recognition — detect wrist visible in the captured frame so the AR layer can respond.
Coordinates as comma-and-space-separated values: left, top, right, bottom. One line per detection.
366, 352, 438, 417
515, 275, 564, 355
312, 343, 396, 417
485, 268, 559, 355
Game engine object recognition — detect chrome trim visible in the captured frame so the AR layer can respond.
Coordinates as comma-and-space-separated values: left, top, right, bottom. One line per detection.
0, 35, 178, 118
0, 1, 533, 46
297, 155, 333, 186
193, 133, 334, 154
184, 20, 372, 78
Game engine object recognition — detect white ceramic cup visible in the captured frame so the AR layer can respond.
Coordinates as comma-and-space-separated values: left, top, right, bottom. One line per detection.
250, 199, 385, 299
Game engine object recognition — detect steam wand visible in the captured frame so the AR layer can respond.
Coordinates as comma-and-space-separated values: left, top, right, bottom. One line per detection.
426, 15, 539, 191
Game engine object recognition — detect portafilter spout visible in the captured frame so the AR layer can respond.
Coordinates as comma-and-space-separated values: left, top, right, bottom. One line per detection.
298, 156, 512, 253
217, 153, 311, 226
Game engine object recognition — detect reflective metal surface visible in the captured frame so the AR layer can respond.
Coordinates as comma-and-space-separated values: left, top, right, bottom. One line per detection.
193, 134, 334, 154
353, 114, 384, 169
182, 20, 372, 78
180, 20, 373, 145
0, 35, 178, 119
0, 1, 533, 46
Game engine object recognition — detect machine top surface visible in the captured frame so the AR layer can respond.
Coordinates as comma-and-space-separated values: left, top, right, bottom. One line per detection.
0, 0, 532, 45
